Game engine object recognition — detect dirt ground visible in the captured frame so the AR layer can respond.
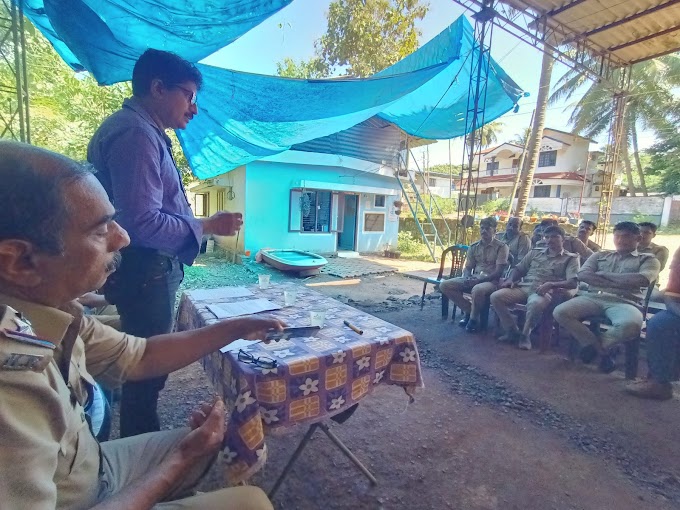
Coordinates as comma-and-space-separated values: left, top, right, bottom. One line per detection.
113, 249, 680, 510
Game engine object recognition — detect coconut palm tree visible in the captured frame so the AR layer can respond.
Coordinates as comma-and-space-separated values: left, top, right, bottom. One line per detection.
516, 48, 554, 217
473, 119, 505, 149
511, 127, 531, 148
549, 54, 680, 196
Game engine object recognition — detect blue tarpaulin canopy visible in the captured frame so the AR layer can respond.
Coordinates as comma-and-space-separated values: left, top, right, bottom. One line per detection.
177, 16, 524, 178
24, 4, 523, 179
23, 0, 293, 85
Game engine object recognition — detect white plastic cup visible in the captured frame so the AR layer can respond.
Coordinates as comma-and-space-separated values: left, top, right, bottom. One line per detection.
310, 311, 326, 327
284, 290, 297, 307
258, 274, 271, 289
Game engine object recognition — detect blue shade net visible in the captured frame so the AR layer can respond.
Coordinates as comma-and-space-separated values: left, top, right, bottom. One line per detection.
22, 0, 293, 85
177, 16, 524, 178
24, 4, 523, 180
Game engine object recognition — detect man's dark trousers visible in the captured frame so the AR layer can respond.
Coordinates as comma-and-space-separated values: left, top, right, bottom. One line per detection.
105, 247, 184, 437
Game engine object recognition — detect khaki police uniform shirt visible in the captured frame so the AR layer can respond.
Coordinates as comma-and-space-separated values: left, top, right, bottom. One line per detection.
579, 250, 661, 304
585, 238, 601, 252
515, 248, 580, 292
563, 235, 594, 265
0, 294, 146, 510
496, 232, 531, 266
639, 242, 670, 271
464, 238, 509, 276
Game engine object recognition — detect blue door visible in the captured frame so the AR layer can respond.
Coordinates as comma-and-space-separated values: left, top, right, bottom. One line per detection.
338, 194, 357, 251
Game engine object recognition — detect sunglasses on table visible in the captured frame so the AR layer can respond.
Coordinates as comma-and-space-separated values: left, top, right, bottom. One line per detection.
237, 349, 277, 369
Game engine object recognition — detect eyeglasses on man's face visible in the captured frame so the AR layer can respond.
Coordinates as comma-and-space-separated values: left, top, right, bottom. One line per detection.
237, 349, 277, 369
175, 85, 197, 106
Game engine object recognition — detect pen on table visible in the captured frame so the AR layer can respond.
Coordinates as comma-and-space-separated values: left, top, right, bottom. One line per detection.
343, 320, 363, 335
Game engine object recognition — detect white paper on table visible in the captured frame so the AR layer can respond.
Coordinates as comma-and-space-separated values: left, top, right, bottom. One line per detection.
219, 339, 261, 353
187, 287, 253, 300
207, 298, 282, 319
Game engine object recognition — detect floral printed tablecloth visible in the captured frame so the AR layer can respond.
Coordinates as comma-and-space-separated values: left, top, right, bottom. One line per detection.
176, 281, 423, 483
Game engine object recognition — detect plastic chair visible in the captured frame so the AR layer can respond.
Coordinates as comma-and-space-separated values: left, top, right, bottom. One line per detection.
419, 245, 468, 318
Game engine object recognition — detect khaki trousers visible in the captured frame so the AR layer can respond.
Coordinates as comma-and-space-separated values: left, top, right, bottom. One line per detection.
490, 288, 550, 335
553, 294, 643, 349
98, 428, 273, 510
439, 278, 497, 320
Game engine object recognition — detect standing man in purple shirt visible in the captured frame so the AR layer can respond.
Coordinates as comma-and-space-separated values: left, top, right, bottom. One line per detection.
88, 49, 241, 437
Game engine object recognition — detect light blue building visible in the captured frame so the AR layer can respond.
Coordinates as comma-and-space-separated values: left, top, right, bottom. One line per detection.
187, 117, 425, 256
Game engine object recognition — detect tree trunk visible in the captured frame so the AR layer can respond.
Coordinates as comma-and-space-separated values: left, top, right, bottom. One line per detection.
621, 116, 636, 196
516, 49, 554, 217
622, 141, 637, 197
631, 123, 648, 196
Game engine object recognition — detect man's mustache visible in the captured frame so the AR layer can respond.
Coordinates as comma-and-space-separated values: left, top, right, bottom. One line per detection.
106, 252, 122, 272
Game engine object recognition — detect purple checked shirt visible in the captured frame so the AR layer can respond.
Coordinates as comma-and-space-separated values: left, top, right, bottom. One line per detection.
88, 97, 203, 265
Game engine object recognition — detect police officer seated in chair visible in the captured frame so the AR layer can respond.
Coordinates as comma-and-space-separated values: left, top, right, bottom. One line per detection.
577, 220, 600, 252
495, 216, 531, 267
637, 221, 669, 271
490, 226, 579, 350
0, 141, 282, 510
553, 221, 660, 374
439, 217, 509, 333
534, 218, 593, 265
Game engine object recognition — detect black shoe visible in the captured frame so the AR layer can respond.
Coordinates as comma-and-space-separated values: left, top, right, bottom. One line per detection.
465, 319, 479, 333
598, 353, 616, 374
579, 345, 598, 364
458, 315, 470, 328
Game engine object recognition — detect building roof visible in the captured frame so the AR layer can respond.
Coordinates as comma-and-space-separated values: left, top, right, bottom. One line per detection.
463, 171, 586, 187
502, 0, 680, 66
544, 127, 595, 143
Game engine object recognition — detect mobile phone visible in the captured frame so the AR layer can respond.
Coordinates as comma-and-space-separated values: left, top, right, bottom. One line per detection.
265, 326, 321, 342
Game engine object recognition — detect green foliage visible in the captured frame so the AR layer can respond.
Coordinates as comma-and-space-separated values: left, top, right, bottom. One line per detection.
644, 133, 680, 194
0, 13, 194, 182
275, 57, 328, 79
549, 54, 680, 195
276, 0, 429, 78
431, 196, 457, 215
472, 120, 504, 149
480, 197, 510, 216
429, 163, 462, 176
397, 230, 425, 255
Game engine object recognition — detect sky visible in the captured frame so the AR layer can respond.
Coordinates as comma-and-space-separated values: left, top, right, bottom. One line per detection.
202, 0, 657, 167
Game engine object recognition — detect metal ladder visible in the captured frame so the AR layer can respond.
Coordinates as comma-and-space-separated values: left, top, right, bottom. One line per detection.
396, 151, 451, 261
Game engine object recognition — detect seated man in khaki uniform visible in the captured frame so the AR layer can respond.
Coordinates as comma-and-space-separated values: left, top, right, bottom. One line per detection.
535, 219, 594, 265
495, 216, 531, 267
638, 222, 669, 271
491, 226, 579, 350
577, 220, 601, 252
439, 217, 509, 332
0, 141, 282, 510
553, 221, 660, 373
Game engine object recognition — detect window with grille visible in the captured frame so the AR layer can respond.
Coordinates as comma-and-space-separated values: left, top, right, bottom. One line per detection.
512, 158, 520, 169
486, 160, 499, 175
374, 194, 386, 207
538, 150, 557, 167
364, 213, 385, 232
428, 178, 436, 187
533, 185, 551, 198
289, 190, 333, 232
